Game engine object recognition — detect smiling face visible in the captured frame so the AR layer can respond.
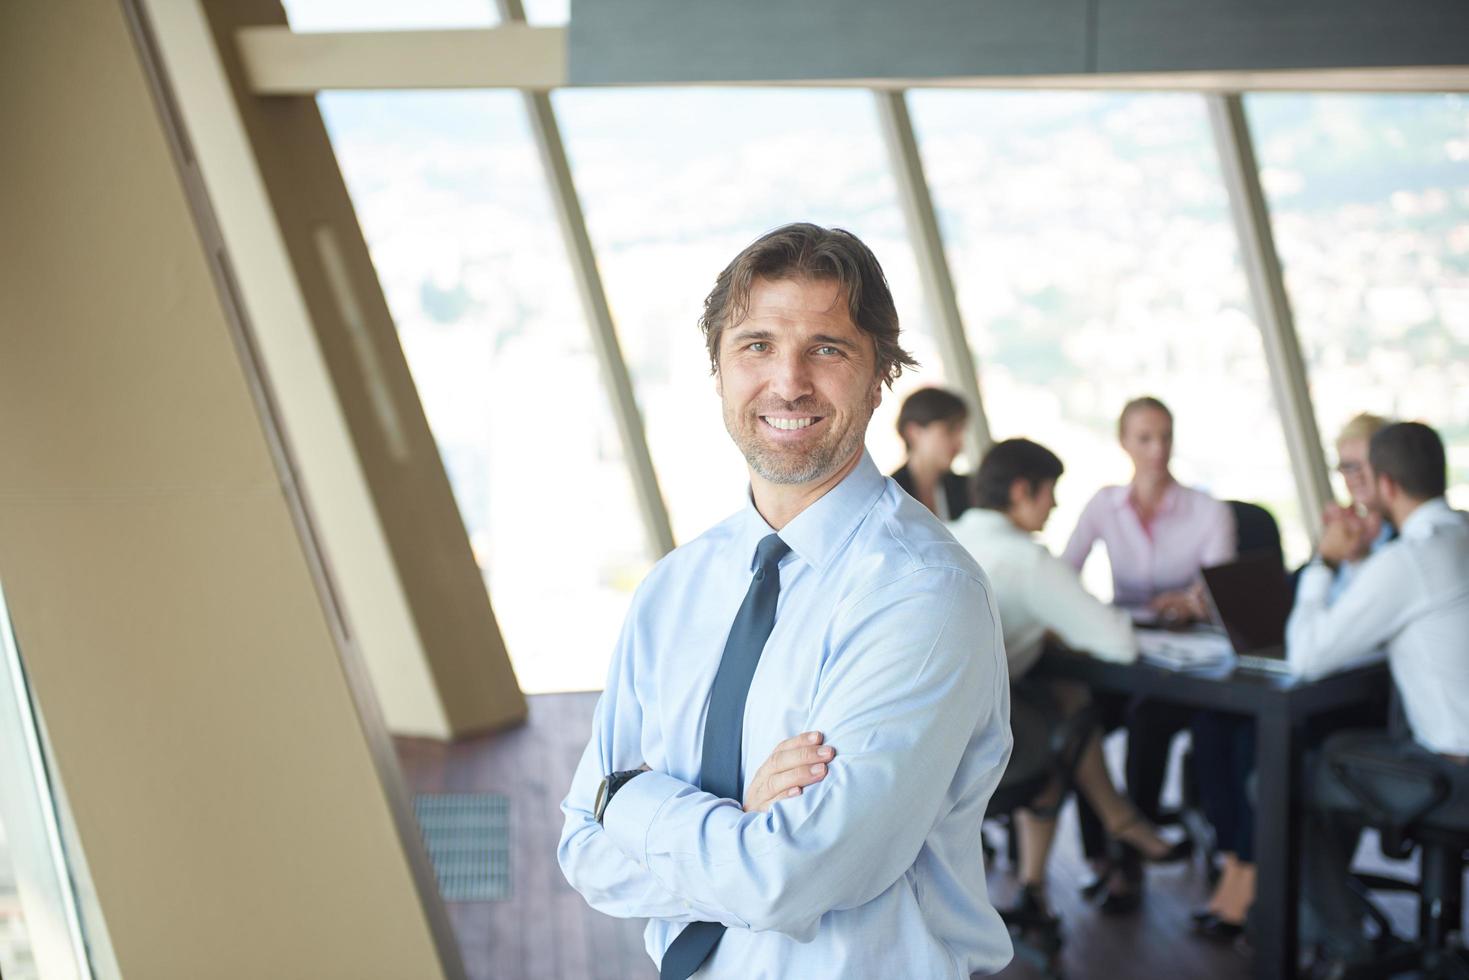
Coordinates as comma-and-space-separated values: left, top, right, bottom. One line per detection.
716, 276, 882, 488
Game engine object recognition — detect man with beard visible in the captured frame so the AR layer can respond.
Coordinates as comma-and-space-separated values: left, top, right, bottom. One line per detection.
558, 223, 1013, 979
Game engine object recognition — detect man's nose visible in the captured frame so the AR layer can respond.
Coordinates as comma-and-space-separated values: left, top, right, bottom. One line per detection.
767, 351, 814, 402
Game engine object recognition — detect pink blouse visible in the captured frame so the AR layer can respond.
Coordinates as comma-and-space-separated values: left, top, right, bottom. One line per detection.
1062, 482, 1236, 608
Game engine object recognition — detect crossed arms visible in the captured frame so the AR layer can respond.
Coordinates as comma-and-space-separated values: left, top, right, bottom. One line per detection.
556, 566, 1011, 940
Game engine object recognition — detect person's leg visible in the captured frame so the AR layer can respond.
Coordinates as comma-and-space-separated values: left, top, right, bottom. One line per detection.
1022, 799, 1057, 899
1066, 730, 1177, 859
1105, 697, 1193, 903
1189, 711, 1240, 856
1300, 731, 1390, 964
1207, 718, 1257, 928
1075, 691, 1128, 866
1124, 697, 1194, 822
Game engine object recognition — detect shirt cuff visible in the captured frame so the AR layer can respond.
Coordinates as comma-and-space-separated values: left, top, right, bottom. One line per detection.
602, 769, 685, 867
1296, 561, 1334, 606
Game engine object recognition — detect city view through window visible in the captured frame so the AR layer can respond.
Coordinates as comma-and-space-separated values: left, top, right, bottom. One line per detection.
320, 87, 1467, 692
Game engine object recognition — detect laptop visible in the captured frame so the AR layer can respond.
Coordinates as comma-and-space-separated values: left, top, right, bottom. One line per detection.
1200, 553, 1294, 674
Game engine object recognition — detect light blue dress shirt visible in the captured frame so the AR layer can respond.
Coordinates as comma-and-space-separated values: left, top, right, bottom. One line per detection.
558, 452, 1013, 979
1326, 519, 1395, 604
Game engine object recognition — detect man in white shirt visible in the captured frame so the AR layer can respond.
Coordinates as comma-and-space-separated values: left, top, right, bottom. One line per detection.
950, 439, 1183, 935
950, 439, 1137, 676
1288, 422, 1469, 972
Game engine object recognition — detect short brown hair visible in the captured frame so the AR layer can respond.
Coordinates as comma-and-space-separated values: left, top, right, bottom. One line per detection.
1369, 422, 1447, 501
1118, 396, 1173, 439
897, 387, 968, 447
698, 223, 918, 388
974, 439, 1064, 512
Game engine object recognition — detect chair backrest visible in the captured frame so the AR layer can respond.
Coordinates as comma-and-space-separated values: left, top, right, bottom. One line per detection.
1228, 500, 1284, 570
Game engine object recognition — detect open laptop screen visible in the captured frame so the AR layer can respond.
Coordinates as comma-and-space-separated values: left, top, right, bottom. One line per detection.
1201, 553, 1292, 658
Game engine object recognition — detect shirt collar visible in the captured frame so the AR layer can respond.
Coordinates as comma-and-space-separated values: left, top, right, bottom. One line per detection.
1116, 480, 1180, 515
737, 451, 888, 573
1399, 496, 1456, 540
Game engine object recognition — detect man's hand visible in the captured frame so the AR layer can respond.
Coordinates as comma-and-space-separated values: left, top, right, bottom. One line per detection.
1319, 504, 1369, 567
743, 731, 835, 813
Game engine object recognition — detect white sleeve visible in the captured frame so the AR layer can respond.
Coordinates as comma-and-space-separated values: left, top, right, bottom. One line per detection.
1028, 548, 1138, 663
1285, 550, 1416, 680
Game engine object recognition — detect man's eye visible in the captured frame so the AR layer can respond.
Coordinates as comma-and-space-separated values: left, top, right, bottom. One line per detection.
816, 346, 841, 356
749, 342, 769, 352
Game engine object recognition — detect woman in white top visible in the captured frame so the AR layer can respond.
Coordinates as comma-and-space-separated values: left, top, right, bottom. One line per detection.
950, 439, 1186, 930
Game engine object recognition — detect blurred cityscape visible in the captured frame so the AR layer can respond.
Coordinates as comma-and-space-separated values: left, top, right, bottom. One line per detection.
0, 816, 40, 980
319, 89, 1469, 693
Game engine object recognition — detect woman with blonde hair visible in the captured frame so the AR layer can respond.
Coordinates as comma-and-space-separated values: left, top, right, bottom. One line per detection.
1062, 396, 1236, 912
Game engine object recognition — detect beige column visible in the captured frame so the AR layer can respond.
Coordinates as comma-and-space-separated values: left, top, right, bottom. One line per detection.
142, 0, 526, 739
0, 2, 463, 977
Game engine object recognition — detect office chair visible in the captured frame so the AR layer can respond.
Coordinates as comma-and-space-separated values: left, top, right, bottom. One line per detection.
984, 682, 1102, 980
1324, 689, 1469, 979
1228, 499, 1286, 568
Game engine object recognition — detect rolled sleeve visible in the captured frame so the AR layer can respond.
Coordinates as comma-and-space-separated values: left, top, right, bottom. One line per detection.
603, 770, 687, 870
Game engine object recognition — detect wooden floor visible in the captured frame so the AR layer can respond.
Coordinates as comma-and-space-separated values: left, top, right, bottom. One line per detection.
393, 692, 1422, 980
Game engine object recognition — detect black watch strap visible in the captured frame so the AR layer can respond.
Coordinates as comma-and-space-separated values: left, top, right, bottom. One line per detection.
595, 768, 645, 826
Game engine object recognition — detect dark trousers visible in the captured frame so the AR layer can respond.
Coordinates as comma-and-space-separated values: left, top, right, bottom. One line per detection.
1076, 695, 1194, 862
1191, 711, 1256, 861
1302, 730, 1469, 962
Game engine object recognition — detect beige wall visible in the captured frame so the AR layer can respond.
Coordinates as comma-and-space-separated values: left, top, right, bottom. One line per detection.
0, 2, 459, 976
143, 0, 527, 740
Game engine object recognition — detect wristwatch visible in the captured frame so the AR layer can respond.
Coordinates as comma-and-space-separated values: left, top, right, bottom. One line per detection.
594, 768, 646, 826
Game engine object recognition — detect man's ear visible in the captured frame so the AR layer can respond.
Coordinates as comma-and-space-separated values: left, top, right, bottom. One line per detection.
1009, 477, 1029, 509
871, 378, 883, 412
714, 365, 723, 399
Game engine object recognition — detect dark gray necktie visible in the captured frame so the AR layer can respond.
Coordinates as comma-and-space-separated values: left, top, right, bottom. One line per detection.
660, 532, 790, 980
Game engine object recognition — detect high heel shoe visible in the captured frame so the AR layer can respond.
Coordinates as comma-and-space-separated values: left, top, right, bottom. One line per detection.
1110, 817, 1194, 864
1000, 884, 1060, 933
1093, 862, 1144, 916
1147, 837, 1194, 864
1192, 913, 1245, 943
1079, 865, 1112, 901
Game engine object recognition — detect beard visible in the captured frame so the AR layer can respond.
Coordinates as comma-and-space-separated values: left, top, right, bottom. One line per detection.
724, 395, 874, 486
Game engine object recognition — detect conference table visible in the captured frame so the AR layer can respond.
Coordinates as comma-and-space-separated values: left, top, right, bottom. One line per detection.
1033, 645, 1390, 980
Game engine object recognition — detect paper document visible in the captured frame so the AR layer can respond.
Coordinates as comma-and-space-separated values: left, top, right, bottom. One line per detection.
1136, 629, 1234, 671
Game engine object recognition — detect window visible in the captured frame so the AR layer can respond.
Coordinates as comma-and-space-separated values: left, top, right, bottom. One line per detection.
319, 92, 650, 693
909, 90, 1309, 583
280, 0, 497, 32
554, 88, 953, 542
1248, 93, 1469, 508
0, 584, 95, 980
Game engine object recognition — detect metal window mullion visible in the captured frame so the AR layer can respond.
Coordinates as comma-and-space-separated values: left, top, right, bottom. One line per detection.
1206, 93, 1331, 544
498, 0, 675, 558
874, 89, 993, 456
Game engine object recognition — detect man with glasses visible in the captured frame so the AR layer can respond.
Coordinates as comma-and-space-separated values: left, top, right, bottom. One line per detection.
1316, 413, 1395, 603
